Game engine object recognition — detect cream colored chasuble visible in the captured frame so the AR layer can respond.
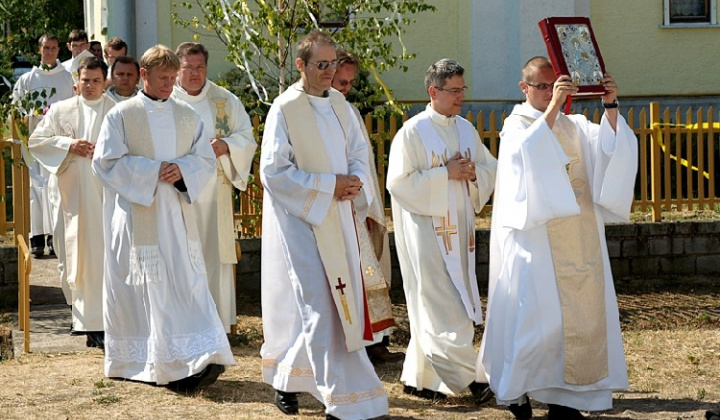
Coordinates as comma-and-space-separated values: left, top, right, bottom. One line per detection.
206, 83, 239, 264
542, 114, 609, 385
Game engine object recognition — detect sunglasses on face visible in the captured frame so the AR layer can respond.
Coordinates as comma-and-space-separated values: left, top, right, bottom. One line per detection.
307, 60, 339, 71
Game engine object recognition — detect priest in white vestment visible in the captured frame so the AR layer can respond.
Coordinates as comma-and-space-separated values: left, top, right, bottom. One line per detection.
260, 32, 388, 420
29, 57, 114, 348
92, 45, 234, 391
331, 49, 404, 364
172, 42, 257, 334
478, 57, 636, 420
12, 34, 74, 260
387, 59, 497, 405
105, 56, 141, 103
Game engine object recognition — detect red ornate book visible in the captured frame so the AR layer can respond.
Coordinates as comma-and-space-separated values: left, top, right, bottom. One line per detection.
538, 17, 607, 97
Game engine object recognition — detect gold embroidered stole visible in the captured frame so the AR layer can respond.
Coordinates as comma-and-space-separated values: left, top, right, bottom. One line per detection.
277, 84, 369, 352
118, 97, 204, 285
349, 105, 395, 332
543, 114, 609, 385
207, 82, 238, 264
418, 115, 483, 324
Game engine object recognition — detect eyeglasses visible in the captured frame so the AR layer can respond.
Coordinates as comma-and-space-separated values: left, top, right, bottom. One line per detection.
307, 60, 339, 71
70, 42, 88, 50
435, 86, 468, 95
525, 82, 555, 90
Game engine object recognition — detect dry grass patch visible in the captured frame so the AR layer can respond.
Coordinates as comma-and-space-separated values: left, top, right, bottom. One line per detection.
1, 306, 719, 419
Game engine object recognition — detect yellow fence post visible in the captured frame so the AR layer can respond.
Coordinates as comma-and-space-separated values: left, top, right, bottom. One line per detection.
649, 102, 662, 221
16, 234, 31, 353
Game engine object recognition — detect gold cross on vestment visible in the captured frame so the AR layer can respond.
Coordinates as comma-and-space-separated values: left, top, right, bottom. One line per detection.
435, 212, 457, 255
365, 265, 375, 277
335, 277, 352, 323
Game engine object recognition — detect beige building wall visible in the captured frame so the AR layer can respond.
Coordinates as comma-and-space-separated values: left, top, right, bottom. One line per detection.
376, 0, 473, 102
590, 1, 720, 96
89, 1, 720, 101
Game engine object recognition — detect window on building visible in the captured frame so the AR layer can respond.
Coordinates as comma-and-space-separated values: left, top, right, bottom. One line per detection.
664, 0, 718, 25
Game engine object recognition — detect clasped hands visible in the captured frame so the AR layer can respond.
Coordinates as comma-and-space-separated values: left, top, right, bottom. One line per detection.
446, 152, 476, 181
68, 139, 95, 158
335, 174, 363, 201
159, 162, 183, 183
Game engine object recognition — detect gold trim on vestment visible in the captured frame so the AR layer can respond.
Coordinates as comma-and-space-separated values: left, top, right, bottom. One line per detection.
324, 385, 386, 405
262, 359, 314, 377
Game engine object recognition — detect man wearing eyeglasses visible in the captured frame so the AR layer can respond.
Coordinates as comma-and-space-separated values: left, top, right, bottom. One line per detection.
479, 56, 637, 420
331, 49, 404, 366
260, 32, 388, 420
61, 29, 93, 79
386, 58, 497, 406
171, 42, 256, 335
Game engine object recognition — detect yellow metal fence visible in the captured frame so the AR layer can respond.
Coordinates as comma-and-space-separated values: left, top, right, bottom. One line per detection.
2, 102, 718, 238
235, 101, 720, 236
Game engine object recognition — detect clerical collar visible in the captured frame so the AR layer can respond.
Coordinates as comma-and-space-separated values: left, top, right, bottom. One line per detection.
80, 96, 104, 106
141, 90, 168, 102
175, 81, 206, 97
427, 104, 456, 127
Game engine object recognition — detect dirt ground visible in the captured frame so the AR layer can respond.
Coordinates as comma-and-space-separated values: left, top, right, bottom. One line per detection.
1, 257, 719, 420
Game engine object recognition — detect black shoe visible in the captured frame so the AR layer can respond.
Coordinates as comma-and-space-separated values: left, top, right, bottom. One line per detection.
325, 415, 340, 420
30, 246, 44, 257
468, 381, 494, 405
707, 407, 720, 420
366, 343, 405, 364
274, 390, 299, 415
85, 331, 105, 349
47, 235, 55, 256
508, 399, 532, 420
547, 404, 587, 420
167, 363, 225, 392
402, 385, 447, 401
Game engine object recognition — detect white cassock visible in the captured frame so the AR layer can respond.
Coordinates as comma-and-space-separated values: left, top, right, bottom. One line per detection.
12, 62, 74, 242
479, 102, 637, 411
172, 81, 257, 333
29, 94, 114, 332
387, 105, 496, 395
92, 92, 235, 385
260, 89, 388, 420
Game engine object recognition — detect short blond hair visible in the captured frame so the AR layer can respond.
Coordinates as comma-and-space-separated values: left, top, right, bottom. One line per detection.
140, 45, 180, 72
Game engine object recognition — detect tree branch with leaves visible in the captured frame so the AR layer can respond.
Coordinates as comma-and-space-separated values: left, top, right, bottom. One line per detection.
171, 0, 435, 115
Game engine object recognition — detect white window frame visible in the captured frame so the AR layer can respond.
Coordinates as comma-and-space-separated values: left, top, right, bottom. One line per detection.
663, 0, 718, 27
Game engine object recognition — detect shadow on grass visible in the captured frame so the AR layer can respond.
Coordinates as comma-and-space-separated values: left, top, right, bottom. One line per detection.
612, 394, 718, 414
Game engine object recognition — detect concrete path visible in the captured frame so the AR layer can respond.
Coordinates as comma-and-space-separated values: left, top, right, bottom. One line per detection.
11, 254, 92, 355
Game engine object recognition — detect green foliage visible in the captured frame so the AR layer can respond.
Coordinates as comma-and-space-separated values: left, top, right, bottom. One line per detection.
0, 0, 84, 140
171, 0, 435, 115
0, 0, 85, 63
